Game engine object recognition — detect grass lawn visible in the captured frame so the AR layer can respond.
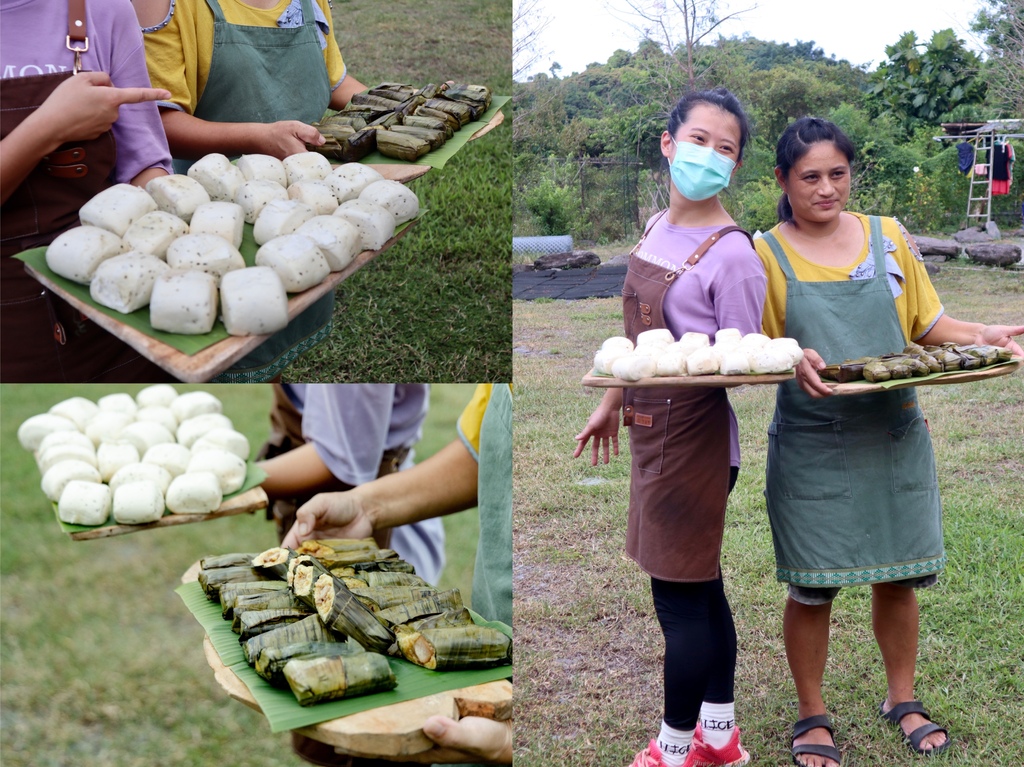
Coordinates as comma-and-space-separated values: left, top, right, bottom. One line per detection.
0, 383, 481, 767
281, 0, 512, 383
512, 263, 1024, 766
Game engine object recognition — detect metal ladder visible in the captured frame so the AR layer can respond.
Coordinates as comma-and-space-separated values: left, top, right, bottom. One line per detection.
965, 131, 993, 226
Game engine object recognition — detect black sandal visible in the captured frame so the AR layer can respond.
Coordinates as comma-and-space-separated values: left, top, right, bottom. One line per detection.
879, 700, 951, 756
792, 714, 841, 766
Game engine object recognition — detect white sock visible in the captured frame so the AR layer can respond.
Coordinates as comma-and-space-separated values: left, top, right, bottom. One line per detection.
656, 721, 694, 767
699, 701, 736, 750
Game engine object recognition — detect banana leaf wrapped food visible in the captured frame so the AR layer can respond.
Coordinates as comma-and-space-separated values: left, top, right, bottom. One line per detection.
375, 588, 464, 629
359, 571, 430, 588
200, 552, 260, 570
298, 538, 379, 554
219, 580, 290, 619
243, 613, 337, 664
284, 651, 396, 706
314, 572, 396, 653
396, 625, 511, 671
251, 546, 299, 580
350, 585, 438, 612
404, 607, 476, 631
254, 638, 364, 687
236, 608, 312, 640
199, 565, 276, 600
230, 590, 310, 618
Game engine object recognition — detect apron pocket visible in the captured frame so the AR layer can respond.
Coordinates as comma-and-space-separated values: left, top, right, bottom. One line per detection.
888, 413, 937, 493
629, 395, 671, 475
768, 420, 852, 500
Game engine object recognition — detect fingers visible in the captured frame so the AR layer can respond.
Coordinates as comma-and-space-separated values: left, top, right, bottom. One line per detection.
282, 496, 328, 547
421, 715, 512, 763
572, 434, 588, 459
113, 86, 172, 105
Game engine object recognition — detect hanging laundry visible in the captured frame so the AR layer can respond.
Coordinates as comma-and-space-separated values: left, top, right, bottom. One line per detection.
991, 142, 1014, 196
956, 141, 974, 174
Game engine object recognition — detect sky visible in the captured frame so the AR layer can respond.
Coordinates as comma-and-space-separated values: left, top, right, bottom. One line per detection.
516, 0, 988, 80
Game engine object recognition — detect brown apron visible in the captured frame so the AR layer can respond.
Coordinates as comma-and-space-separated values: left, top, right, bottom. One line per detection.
259, 384, 407, 548
621, 219, 751, 582
0, 20, 173, 382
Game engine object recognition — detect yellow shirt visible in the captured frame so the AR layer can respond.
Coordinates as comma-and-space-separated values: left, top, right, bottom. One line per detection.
755, 212, 943, 344
144, 0, 346, 115
457, 384, 497, 462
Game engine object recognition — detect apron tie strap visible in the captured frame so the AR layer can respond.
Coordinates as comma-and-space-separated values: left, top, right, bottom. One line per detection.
66, 0, 88, 74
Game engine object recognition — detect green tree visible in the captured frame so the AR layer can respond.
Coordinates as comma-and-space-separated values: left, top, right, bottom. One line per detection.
868, 29, 987, 134
972, 0, 1024, 116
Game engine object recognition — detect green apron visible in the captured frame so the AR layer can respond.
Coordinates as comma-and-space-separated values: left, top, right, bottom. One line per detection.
471, 383, 513, 627
187, 0, 335, 382
760, 217, 945, 587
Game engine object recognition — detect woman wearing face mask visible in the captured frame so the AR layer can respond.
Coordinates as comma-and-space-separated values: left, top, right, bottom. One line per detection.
574, 88, 766, 767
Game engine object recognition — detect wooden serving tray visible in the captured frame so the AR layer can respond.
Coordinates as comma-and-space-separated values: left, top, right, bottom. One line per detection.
823, 357, 1023, 395
582, 370, 794, 388
65, 485, 267, 541
179, 562, 512, 758
203, 636, 511, 758
21, 216, 418, 383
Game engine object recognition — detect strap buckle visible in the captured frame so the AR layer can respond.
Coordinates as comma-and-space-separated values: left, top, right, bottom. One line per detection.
66, 35, 88, 74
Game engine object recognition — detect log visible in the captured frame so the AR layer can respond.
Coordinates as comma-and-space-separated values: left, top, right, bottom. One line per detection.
965, 242, 1022, 267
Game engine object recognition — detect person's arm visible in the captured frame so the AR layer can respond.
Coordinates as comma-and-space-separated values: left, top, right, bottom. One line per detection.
917, 315, 1024, 357
258, 442, 350, 502
329, 74, 368, 110
158, 109, 325, 161
282, 438, 479, 547
572, 387, 623, 465
0, 73, 169, 204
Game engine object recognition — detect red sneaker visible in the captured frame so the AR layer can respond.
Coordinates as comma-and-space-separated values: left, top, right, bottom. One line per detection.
629, 739, 667, 767
682, 724, 750, 767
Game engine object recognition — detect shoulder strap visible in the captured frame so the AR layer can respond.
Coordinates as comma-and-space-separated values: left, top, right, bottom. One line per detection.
665, 225, 753, 283
628, 209, 670, 258
67, 0, 87, 74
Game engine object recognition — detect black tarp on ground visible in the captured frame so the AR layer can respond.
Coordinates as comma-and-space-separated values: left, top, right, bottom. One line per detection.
513, 265, 627, 300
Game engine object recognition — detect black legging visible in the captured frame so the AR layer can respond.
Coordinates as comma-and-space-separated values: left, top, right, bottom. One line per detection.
651, 467, 739, 730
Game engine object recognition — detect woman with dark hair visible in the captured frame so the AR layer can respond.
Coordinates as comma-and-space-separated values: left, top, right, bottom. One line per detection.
755, 116, 1023, 767
574, 88, 765, 767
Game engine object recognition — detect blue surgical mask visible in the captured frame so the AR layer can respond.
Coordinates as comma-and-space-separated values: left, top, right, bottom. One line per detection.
669, 140, 737, 201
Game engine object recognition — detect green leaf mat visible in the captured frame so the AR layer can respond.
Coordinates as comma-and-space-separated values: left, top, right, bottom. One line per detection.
326, 96, 510, 169
175, 580, 512, 733
54, 463, 268, 535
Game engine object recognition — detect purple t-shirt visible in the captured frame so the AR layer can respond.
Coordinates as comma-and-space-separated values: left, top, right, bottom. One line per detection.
635, 214, 767, 467
0, 0, 172, 184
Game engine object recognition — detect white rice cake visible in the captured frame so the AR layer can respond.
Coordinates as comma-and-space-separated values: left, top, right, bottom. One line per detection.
45, 226, 127, 284
79, 183, 158, 237
358, 179, 419, 224
41, 459, 102, 502
48, 396, 99, 430
112, 480, 166, 524
176, 412, 233, 448
187, 447, 246, 494
165, 233, 245, 283
121, 211, 190, 258
169, 390, 222, 422
188, 153, 246, 202
328, 163, 384, 201
136, 384, 179, 409
254, 234, 331, 292
253, 199, 316, 245
89, 252, 170, 314
237, 154, 288, 187
142, 442, 192, 479
295, 216, 361, 271
220, 266, 290, 336
332, 199, 395, 251
37, 443, 97, 475
282, 152, 332, 185
97, 442, 141, 482
109, 462, 173, 496
134, 405, 178, 434
84, 411, 133, 446
188, 201, 246, 249
287, 180, 338, 216
235, 179, 289, 224
58, 480, 112, 525
191, 428, 250, 461
17, 413, 79, 451
117, 421, 176, 456
149, 269, 219, 335
146, 174, 211, 223
166, 471, 223, 514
